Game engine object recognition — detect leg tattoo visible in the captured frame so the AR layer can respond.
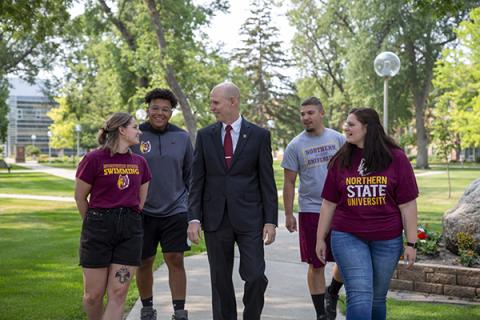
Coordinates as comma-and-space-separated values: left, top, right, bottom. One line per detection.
115, 266, 131, 284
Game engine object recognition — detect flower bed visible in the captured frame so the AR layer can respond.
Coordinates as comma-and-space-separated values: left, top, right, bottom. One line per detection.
390, 225, 480, 301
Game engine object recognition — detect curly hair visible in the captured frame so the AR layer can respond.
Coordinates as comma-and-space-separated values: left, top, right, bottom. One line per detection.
144, 88, 178, 108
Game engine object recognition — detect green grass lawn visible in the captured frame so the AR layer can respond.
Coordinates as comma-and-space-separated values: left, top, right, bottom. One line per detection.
0, 200, 84, 320
0, 163, 31, 171
385, 299, 480, 319
415, 167, 480, 233
0, 172, 74, 197
11, 164, 31, 169
338, 296, 480, 319
0, 198, 206, 320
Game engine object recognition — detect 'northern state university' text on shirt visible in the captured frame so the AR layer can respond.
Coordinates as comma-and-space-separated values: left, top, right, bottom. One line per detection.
322, 147, 418, 241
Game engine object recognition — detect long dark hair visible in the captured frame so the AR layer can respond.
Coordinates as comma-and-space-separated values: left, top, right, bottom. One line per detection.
329, 108, 401, 173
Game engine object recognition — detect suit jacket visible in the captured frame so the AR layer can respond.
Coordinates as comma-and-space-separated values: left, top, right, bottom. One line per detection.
188, 118, 278, 232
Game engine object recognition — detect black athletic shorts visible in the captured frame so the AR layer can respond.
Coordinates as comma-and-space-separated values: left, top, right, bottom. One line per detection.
142, 212, 190, 259
79, 207, 143, 268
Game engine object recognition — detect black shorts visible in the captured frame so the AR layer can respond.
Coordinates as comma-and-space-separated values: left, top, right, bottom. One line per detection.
142, 212, 190, 259
79, 208, 143, 268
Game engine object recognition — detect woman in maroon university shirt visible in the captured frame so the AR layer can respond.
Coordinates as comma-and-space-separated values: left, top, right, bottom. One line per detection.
316, 108, 418, 320
75, 112, 151, 320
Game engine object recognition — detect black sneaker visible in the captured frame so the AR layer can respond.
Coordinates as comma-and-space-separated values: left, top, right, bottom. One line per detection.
325, 287, 339, 320
140, 306, 157, 320
172, 309, 188, 320
317, 315, 327, 320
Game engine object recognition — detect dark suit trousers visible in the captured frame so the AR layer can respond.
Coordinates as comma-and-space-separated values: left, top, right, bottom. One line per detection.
204, 213, 268, 320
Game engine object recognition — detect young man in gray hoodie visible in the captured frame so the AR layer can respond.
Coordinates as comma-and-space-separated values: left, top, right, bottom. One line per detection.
132, 88, 193, 320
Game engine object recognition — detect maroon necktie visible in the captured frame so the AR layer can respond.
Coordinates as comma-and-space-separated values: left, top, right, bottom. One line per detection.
224, 125, 233, 168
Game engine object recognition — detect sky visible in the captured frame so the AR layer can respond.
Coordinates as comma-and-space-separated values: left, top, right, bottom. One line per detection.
40, 0, 297, 80
198, 1, 295, 53
199, 0, 298, 79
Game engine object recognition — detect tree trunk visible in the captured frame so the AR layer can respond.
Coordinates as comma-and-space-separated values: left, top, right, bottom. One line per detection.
165, 66, 197, 143
414, 96, 429, 169
406, 38, 434, 169
143, 0, 197, 144
447, 161, 451, 199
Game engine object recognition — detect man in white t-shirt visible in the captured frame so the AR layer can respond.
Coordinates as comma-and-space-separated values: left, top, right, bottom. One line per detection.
282, 97, 345, 320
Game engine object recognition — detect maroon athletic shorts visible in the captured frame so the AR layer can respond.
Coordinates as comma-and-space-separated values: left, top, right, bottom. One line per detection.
298, 212, 334, 268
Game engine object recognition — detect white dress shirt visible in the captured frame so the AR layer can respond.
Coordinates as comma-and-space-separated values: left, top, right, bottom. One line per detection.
221, 116, 242, 153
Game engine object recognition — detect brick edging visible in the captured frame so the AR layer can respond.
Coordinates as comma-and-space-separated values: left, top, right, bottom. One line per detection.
390, 262, 480, 300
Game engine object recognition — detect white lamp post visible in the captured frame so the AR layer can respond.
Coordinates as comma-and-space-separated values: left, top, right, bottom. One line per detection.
75, 124, 82, 159
31, 134, 37, 147
374, 51, 401, 133
47, 130, 52, 162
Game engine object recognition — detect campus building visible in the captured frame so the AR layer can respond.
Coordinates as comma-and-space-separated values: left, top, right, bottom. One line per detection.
4, 78, 56, 158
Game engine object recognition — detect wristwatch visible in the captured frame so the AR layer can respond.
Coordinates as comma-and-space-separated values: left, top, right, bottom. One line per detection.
406, 241, 417, 249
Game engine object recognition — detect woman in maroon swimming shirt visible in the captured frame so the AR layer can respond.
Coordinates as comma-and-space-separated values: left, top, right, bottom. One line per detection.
75, 112, 152, 320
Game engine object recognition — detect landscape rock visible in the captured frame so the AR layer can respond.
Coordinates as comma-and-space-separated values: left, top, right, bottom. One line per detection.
442, 178, 480, 255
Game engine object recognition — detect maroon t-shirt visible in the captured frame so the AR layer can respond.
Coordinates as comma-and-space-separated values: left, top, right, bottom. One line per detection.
76, 148, 152, 212
322, 147, 418, 241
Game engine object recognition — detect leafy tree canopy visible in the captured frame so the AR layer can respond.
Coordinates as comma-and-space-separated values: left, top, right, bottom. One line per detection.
433, 7, 480, 148
0, 0, 72, 142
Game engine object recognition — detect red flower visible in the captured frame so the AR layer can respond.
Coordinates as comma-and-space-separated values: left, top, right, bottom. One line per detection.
417, 227, 427, 240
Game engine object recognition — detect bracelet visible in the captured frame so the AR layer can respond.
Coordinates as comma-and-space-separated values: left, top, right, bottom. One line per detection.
406, 241, 417, 249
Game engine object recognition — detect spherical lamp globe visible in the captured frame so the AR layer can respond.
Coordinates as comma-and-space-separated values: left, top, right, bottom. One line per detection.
374, 51, 401, 77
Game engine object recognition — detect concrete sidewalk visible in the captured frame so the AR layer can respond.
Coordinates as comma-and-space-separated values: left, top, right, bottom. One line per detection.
126, 214, 346, 320
14, 161, 76, 180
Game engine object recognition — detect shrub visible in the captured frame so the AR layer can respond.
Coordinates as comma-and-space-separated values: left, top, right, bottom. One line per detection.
39, 156, 73, 163
26, 146, 41, 157
415, 225, 441, 256
417, 232, 441, 256
37, 154, 49, 162
459, 249, 478, 267
456, 232, 476, 251
456, 232, 478, 267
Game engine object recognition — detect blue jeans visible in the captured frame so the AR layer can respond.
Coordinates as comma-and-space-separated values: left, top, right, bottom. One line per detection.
331, 230, 403, 320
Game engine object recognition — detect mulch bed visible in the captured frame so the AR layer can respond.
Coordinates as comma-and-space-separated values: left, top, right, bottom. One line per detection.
416, 240, 480, 268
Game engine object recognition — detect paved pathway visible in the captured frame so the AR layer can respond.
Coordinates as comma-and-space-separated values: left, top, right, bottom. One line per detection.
1, 162, 76, 202
12, 161, 76, 180
415, 170, 445, 177
126, 213, 346, 320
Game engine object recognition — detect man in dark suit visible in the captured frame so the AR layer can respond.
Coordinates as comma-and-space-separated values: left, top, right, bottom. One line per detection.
187, 82, 278, 320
